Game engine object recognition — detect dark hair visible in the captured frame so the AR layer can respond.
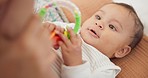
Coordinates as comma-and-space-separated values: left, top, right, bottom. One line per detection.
111, 2, 144, 49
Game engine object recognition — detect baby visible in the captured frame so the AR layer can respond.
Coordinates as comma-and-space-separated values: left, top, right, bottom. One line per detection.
47, 2, 144, 78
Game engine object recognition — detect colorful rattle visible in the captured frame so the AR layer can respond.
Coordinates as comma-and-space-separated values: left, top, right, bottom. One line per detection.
39, 0, 81, 39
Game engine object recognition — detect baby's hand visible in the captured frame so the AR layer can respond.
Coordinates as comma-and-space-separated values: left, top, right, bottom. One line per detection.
44, 22, 64, 49
58, 27, 82, 66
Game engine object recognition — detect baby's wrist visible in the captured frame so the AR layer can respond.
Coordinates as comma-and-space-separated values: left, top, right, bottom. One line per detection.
64, 60, 83, 66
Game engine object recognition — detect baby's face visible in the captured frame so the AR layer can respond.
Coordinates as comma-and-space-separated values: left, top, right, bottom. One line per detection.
80, 4, 135, 58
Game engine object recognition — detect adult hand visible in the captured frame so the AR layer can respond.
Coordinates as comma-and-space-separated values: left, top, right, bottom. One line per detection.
0, 0, 57, 78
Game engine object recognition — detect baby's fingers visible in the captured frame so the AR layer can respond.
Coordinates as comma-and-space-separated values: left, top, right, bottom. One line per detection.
67, 27, 78, 44
56, 26, 64, 34
58, 41, 67, 51
58, 33, 71, 47
48, 23, 56, 33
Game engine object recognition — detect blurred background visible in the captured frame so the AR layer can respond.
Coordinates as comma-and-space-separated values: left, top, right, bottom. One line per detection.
114, 0, 148, 36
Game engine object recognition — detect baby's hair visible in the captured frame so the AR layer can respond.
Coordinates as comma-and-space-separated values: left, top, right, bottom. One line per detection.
111, 2, 144, 49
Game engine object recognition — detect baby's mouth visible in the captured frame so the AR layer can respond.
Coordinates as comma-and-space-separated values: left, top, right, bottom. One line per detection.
88, 28, 100, 38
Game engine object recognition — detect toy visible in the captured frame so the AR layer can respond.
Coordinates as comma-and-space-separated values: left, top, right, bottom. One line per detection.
38, 0, 81, 40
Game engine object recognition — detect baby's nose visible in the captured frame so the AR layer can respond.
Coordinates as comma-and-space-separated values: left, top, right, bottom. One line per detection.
95, 23, 104, 30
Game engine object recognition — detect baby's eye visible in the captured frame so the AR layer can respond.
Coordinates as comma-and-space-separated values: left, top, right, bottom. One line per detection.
95, 15, 101, 20
109, 24, 116, 31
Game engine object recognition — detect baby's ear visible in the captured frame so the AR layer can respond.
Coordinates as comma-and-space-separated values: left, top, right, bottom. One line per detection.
114, 45, 131, 58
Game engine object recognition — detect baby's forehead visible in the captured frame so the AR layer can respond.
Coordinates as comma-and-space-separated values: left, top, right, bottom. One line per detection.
101, 3, 135, 14
98, 4, 135, 22
98, 4, 136, 31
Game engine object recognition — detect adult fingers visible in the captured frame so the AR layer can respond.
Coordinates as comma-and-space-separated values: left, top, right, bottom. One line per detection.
16, 14, 42, 47
23, 15, 41, 37
0, 0, 34, 40
39, 22, 50, 38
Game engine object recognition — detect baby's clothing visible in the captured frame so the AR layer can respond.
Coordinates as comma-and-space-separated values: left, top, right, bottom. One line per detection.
49, 22, 121, 78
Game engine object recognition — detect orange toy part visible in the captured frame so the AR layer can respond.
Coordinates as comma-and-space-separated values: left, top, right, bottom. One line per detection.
54, 35, 62, 42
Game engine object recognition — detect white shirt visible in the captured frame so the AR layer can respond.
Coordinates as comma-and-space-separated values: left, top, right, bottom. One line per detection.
49, 22, 121, 78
